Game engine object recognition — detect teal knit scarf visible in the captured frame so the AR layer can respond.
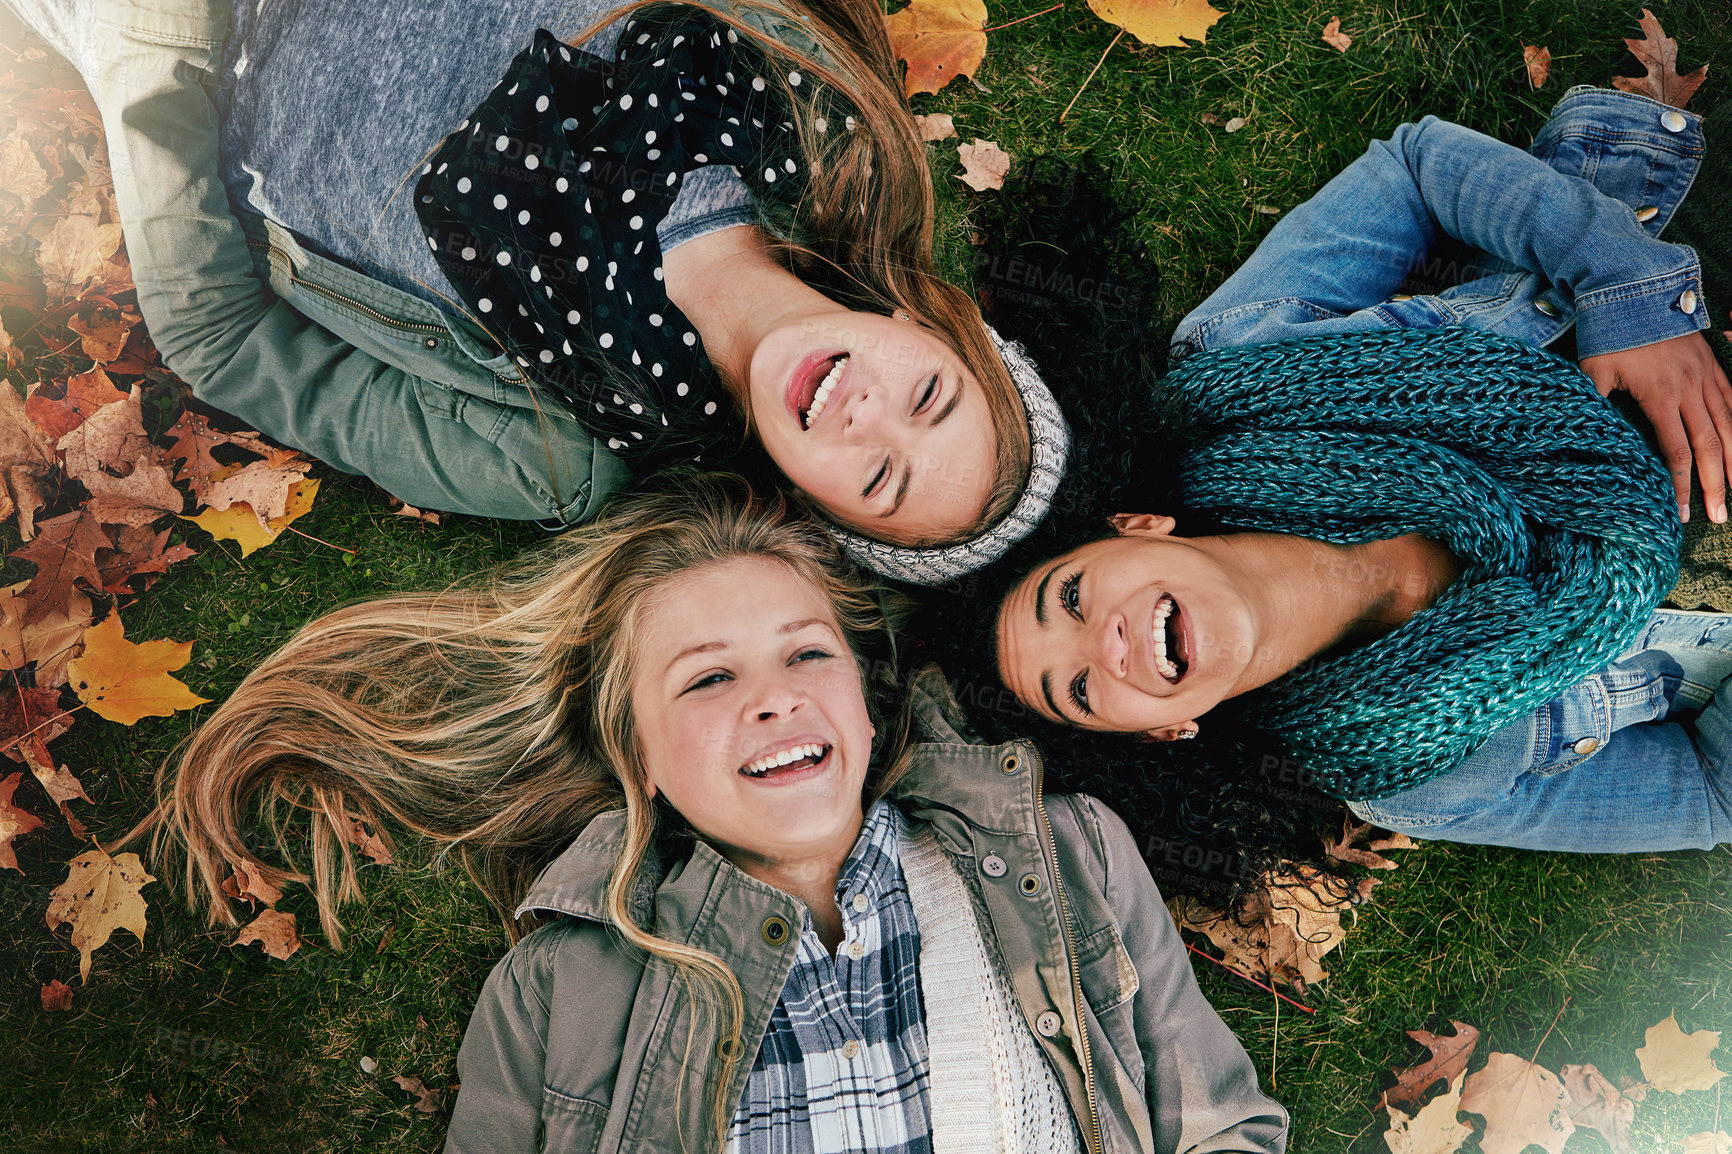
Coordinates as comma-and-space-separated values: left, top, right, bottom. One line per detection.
1159, 327, 1682, 800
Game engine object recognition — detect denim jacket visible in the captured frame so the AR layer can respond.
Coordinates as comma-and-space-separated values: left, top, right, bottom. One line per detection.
1172, 87, 1708, 360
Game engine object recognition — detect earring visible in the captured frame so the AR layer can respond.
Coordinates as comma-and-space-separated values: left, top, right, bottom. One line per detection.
892, 309, 912, 322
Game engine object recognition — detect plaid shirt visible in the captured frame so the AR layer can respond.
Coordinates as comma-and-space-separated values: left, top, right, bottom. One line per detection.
728, 801, 932, 1154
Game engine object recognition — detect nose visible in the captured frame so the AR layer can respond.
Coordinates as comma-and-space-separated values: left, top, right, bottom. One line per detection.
841, 381, 888, 442
1091, 613, 1129, 678
745, 667, 806, 723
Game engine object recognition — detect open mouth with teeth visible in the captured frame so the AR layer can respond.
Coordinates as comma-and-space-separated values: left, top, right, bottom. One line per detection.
1153, 594, 1190, 684
740, 742, 833, 779
797, 354, 849, 429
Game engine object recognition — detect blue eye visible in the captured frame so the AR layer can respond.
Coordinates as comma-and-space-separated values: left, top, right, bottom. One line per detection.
794, 647, 834, 664
682, 671, 731, 694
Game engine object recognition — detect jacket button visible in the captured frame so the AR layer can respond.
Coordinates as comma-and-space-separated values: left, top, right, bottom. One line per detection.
1036, 1011, 1062, 1037
423, 337, 440, 349
1534, 299, 1560, 318
1661, 109, 1688, 133
761, 916, 791, 946
1573, 737, 1600, 755
1001, 752, 1021, 775
981, 854, 1008, 878
1635, 205, 1659, 223
1678, 289, 1699, 315
1019, 873, 1043, 896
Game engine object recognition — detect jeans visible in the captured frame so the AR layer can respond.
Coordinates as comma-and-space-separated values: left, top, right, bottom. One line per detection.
1348, 609, 1732, 851
1171, 88, 1708, 362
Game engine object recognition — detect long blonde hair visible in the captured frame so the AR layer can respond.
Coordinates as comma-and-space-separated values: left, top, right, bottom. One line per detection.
570, 0, 1033, 543
140, 471, 913, 1146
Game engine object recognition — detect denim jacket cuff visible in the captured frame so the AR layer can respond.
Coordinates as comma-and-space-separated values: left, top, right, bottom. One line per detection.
1573, 248, 1708, 359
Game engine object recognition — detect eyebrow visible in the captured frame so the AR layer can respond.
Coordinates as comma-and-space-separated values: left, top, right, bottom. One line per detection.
1039, 670, 1064, 723
665, 618, 834, 672
1033, 563, 1060, 627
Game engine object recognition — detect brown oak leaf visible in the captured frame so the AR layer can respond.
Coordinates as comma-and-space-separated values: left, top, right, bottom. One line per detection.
39, 978, 73, 1011
346, 813, 394, 866
392, 1074, 447, 1114
1559, 1063, 1635, 1154
95, 524, 196, 595
884, 0, 987, 97
45, 845, 156, 982
1321, 17, 1352, 51
1383, 1070, 1472, 1154
0, 580, 93, 689
201, 454, 314, 527
1088, 0, 1223, 48
11, 507, 109, 625
1611, 9, 1708, 109
234, 909, 301, 960
956, 138, 1011, 191
914, 112, 957, 142
221, 859, 286, 909
56, 385, 184, 527
0, 381, 57, 539
1381, 1021, 1482, 1111
65, 296, 141, 364
33, 214, 124, 303
26, 367, 129, 442
1524, 45, 1551, 90
1325, 817, 1416, 870
162, 410, 241, 499
1460, 1052, 1574, 1154
0, 769, 44, 871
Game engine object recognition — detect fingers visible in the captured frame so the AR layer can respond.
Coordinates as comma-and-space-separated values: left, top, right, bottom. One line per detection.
1681, 396, 1727, 523
1650, 407, 1696, 522
1707, 358, 1732, 521
1581, 359, 1617, 398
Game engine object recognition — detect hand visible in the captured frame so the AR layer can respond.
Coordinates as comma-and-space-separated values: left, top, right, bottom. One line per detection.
1581, 331, 1732, 523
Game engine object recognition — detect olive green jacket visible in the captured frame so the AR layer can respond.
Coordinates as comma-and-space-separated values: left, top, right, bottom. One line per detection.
443, 691, 1287, 1154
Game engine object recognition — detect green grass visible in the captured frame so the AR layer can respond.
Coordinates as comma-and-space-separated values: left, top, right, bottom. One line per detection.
3, 0, 1731, 1151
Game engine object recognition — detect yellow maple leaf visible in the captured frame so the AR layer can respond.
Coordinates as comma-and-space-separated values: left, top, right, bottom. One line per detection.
884, 0, 988, 97
67, 613, 210, 725
183, 477, 320, 558
1637, 1012, 1726, 1093
45, 846, 155, 982
1088, 0, 1223, 47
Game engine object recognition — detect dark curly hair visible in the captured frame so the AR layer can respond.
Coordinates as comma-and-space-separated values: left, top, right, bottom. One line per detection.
909, 156, 1347, 906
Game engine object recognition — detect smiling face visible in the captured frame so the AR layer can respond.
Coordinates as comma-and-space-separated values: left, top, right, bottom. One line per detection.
745, 309, 998, 545
630, 556, 876, 875
995, 517, 1263, 735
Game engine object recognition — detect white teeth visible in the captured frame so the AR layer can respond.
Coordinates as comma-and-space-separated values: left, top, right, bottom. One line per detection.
803, 356, 848, 426
1153, 596, 1179, 680
743, 742, 826, 776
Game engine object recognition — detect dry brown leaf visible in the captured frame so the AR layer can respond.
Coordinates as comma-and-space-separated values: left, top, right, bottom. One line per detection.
392, 1074, 446, 1114
0, 132, 50, 219
1383, 1070, 1472, 1154
0, 381, 57, 539
34, 214, 124, 302
234, 908, 301, 960
1524, 45, 1551, 90
1459, 1051, 1575, 1154
162, 410, 240, 499
221, 859, 286, 908
1088, 0, 1223, 47
1611, 9, 1708, 109
386, 495, 441, 525
1683, 1134, 1732, 1154
1382, 1021, 1482, 1111
39, 978, 72, 1011
884, 0, 987, 97
956, 138, 1011, 191
346, 813, 394, 866
0, 685, 75, 761
201, 454, 313, 527
1322, 17, 1352, 51
11, 507, 109, 625
0, 769, 44, 872
45, 845, 156, 982
1262, 864, 1357, 990
95, 524, 196, 595
56, 386, 184, 526
1325, 818, 1416, 871
1559, 1063, 1635, 1154
3, 584, 94, 689
915, 112, 958, 142
20, 734, 90, 809
65, 297, 141, 365
67, 613, 209, 725
1636, 1012, 1725, 1093
26, 367, 129, 442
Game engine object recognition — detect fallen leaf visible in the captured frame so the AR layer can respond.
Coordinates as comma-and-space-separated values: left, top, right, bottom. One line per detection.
95, 524, 196, 595
1611, 9, 1708, 109
1683, 1134, 1732, 1154
234, 909, 300, 960
1224, 116, 1247, 132
0, 132, 50, 214
11, 507, 109, 625
915, 112, 958, 142
1322, 17, 1352, 51
65, 297, 141, 364
1383, 1070, 1473, 1154
57, 386, 184, 527
0, 582, 94, 689
184, 477, 320, 558
34, 214, 124, 303
1169, 863, 1367, 992
0, 685, 74, 760
1326, 818, 1416, 871
162, 410, 240, 499
1460, 1051, 1575, 1154
1559, 1064, 1635, 1154
1200, 111, 1221, 124
884, 0, 987, 97
200, 454, 313, 527
1382, 1021, 1482, 1111
392, 1074, 446, 1114
220, 859, 285, 908
26, 367, 129, 442
44, 845, 156, 982
360, 1055, 379, 1074
0, 770, 44, 871
1524, 45, 1551, 89
956, 138, 1011, 191
0, 382, 57, 538
67, 613, 210, 725
1637, 1012, 1725, 1093
386, 496, 441, 525
39, 978, 72, 1011
346, 813, 393, 866
1088, 0, 1222, 46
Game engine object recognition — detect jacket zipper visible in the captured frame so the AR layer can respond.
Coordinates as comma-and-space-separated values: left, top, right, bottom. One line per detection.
247, 241, 449, 336
1028, 743, 1105, 1154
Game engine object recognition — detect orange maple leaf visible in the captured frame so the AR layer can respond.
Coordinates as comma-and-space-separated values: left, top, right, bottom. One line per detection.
0, 769, 44, 872
885, 0, 988, 97
66, 613, 209, 725
45, 845, 156, 982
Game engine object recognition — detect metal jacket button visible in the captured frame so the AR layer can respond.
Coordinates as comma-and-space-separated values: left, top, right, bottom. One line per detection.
1019, 873, 1043, 896
1661, 109, 1688, 133
1036, 1011, 1062, 1037
1534, 299, 1560, 318
1635, 205, 1659, 222
981, 854, 1008, 878
1001, 752, 1021, 775
761, 916, 791, 946
1679, 289, 1699, 315
1573, 737, 1600, 755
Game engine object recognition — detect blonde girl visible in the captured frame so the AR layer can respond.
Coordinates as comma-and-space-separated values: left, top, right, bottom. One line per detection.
145, 474, 1285, 1153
